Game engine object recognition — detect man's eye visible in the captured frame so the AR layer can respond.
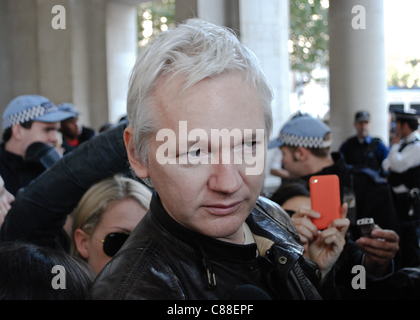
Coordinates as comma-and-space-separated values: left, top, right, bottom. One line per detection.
244, 141, 256, 148
188, 149, 201, 158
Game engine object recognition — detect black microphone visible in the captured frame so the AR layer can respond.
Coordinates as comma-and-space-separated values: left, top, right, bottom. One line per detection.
229, 285, 271, 300
25, 142, 62, 169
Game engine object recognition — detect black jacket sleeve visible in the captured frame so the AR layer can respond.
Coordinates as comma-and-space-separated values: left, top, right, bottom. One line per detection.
0, 123, 130, 250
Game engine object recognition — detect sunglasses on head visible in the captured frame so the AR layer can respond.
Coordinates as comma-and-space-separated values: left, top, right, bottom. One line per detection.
99, 232, 130, 257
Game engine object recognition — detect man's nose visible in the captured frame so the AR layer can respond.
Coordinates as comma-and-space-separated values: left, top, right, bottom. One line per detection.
208, 162, 243, 195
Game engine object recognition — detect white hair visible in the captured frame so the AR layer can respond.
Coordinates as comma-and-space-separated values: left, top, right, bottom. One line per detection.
127, 19, 273, 187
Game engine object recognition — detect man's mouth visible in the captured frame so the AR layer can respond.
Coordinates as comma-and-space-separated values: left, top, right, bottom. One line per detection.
201, 201, 242, 216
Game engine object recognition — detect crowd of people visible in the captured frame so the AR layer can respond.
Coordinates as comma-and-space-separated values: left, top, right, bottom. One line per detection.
0, 18, 419, 300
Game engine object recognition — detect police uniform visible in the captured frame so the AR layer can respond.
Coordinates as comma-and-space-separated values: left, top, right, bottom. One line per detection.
269, 115, 401, 296
339, 111, 389, 174
382, 109, 420, 267
0, 95, 73, 196
269, 115, 400, 240
339, 136, 389, 173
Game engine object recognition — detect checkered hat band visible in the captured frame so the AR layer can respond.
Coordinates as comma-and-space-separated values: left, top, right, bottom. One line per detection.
279, 132, 326, 148
2, 103, 55, 129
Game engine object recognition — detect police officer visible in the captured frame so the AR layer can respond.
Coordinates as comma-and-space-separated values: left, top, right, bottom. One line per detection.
269, 115, 401, 282
57, 103, 97, 155
0, 95, 73, 196
339, 111, 389, 175
383, 109, 420, 267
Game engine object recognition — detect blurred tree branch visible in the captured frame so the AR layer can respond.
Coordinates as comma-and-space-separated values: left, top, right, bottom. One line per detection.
289, 0, 329, 79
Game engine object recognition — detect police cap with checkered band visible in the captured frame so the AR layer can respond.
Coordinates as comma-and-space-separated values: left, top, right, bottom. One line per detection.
2, 95, 73, 130
394, 109, 420, 121
268, 115, 332, 149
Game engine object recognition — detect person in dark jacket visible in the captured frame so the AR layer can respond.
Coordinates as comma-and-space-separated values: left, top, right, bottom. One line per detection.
269, 114, 401, 281
0, 19, 349, 301
57, 103, 97, 155
339, 111, 389, 175
0, 95, 72, 195
0, 120, 345, 300
90, 19, 349, 300
0, 123, 131, 252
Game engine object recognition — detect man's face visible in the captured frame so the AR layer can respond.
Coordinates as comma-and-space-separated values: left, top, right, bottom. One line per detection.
395, 121, 411, 138
354, 120, 369, 139
280, 146, 305, 178
60, 117, 82, 140
21, 121, 60, 150
127, 71, 266, 244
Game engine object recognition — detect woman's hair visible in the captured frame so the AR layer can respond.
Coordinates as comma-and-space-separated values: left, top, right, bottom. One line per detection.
0, 241, 94, 300
126, 18, 273, 187
70, 175, 152, 258
270, 179, 310, 207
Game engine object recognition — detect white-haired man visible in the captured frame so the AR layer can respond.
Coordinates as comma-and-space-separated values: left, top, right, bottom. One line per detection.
88, 19, 348, 300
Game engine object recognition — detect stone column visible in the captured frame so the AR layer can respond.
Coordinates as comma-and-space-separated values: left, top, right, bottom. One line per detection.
239, 0, 291, 192
329, 0, 388, 151
239, 0, 290, 137
0, 0, 42, 107
37, 0, 74, 104
0, 0, 12, 109
0, 0, 140, 130
175, 0, 197, 23
175, 0, 240, 33
106, 1, 138, 123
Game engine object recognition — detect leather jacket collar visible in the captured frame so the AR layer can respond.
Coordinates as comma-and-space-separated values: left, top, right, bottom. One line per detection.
150, 192, 304, 260
150, 192, 260, 261
88, 192, 324, 300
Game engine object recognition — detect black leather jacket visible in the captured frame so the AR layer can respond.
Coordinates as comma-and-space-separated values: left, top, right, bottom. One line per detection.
88, 194, 329, 300
0, 122, 333, 300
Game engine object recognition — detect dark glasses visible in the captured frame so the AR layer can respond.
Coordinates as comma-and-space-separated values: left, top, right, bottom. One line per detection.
100, 232, 130, 257
284, 209, 297, 217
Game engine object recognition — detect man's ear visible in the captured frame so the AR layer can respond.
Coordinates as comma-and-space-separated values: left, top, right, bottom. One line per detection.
123, 127, 150, 179
11, 124, 23, 140
73, 228, 90, 259
294, 147, 309, 162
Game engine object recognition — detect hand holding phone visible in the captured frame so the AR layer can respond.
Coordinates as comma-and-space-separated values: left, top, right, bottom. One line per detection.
357, 218, 375, 237
309, 174, 342, 230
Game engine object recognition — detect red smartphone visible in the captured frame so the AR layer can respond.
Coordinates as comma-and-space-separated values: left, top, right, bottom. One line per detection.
309, 174, 341, 230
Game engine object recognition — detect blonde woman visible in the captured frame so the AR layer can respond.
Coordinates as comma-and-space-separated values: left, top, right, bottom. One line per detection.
71, 174, 152, 275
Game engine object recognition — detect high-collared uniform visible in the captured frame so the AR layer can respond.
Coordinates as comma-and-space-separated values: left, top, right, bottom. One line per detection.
383, 130, 420, 267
